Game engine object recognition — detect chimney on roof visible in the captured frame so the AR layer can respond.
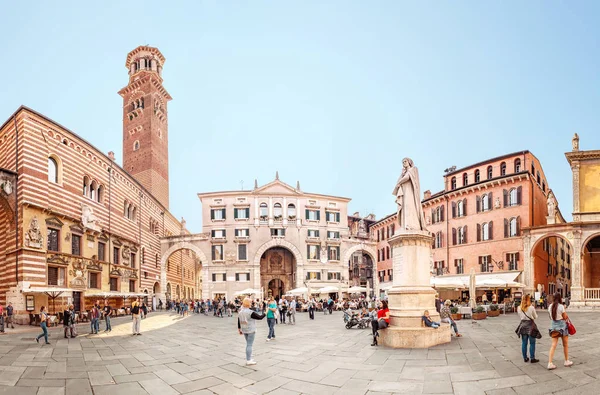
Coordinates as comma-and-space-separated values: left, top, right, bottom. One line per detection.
108, 151, 115, 161
275, 171, 279, 180
296, 181, 300, 190
424, 190, 432, 199
254, 179, 258, 190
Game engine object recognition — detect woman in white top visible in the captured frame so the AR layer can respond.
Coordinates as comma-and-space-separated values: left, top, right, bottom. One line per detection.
516, 295, 538, 363
547, 292, 573, 370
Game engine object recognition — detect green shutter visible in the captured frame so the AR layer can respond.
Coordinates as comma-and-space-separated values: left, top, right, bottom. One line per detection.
246, 208, 250, 218
336, 212, 340, 222
316, 246, 320, 259
307, 245, 310, 258
234, 208, 238, 219
316, 210, 321, 221
316, 230, 320, 237
222, 208, 226, 220
210, 210, 214, 220
223, 229, 227, 238
305, 209, 309, 220
211, 247, 215, 261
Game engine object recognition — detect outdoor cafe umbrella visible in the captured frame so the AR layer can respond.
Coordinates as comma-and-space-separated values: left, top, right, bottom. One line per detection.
469, 268, 476, 309
24, 287, 74, 314
348, 286, 367, 293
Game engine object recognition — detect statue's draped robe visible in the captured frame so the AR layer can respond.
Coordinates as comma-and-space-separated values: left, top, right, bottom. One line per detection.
393, 167, 427, 231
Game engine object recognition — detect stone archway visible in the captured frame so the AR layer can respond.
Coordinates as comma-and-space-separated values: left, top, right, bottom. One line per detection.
254, 239, 304, 289
528, 233, 574, 298
160, 242, 208, 302
342, 242, 377, 296
523, 229, 574, 296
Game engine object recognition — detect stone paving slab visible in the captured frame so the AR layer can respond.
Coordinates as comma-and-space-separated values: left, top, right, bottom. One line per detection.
1, 311, 600, 394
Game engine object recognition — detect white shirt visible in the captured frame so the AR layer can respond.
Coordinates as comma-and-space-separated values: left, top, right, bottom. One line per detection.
517, 305, 538, 321
548, 303, 566, 321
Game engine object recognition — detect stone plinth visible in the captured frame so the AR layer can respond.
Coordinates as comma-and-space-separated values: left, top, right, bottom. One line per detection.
383, 230, 451, 348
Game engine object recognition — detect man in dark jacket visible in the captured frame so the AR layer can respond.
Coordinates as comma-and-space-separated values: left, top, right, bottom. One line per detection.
435, 295, 443, 313
64, 305, 76, 338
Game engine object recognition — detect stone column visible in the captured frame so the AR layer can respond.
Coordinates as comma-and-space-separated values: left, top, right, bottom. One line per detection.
523, 234, 535, 297
380, 230, 451, 348
570, 230, 584, 307
572, 162, 580, 214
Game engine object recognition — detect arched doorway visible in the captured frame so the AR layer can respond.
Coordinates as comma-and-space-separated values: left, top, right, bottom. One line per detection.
152, 282, 160, 310
260, 247, 296, 299
268, 279, 285, 299
348, 250, 375, 297
582, 234, 600, 298
531, 235, 573, 300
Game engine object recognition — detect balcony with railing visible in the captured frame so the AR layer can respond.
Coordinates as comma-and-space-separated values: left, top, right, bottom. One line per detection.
584, 288, 600, 300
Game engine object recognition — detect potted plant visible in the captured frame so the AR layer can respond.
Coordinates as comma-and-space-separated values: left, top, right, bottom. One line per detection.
488, 304, 500, 317
472, 305, 487, 320
450, 306, 461, 321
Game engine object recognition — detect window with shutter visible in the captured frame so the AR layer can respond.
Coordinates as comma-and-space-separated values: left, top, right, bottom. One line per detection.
129, 280, 135, 293
110, 277, 118, 291
488, 192, 493, 210
504, 219, 509, 238
452, 202, 456, 218
503, 189, 508, 207
489, 221, 493, 239
463, 198, 467, 216
475, 169, 480, 182
440, 205, 444, 221
476, 196, 481, 213
463, 225, 468, 243
477, 224, 481, 242
452, 228, 457, 245
98, 242, 105, 261
517, 186, 522, 205
48, 267, 59, 286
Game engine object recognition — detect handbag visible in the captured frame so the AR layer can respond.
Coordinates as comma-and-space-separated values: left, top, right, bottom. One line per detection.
566, 319, 576, 335
377, 318, 388, 329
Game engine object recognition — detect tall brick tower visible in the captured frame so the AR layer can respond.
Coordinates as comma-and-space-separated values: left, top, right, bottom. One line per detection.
119, 46, 172, 208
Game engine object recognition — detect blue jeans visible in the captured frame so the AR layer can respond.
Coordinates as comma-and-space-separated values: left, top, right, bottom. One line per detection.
91, 318, 99, 333
267, 318, 276, 339
105, 316, 111, 331
521, 334, 536, 359
244, 332, 256, 361
37, 322, 49, 343
431, 322, 440, 328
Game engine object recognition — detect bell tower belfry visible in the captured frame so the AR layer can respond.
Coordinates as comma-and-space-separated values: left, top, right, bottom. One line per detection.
119, 45, 172, 208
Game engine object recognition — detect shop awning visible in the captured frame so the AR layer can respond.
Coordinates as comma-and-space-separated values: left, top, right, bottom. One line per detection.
318, 286, 339, 293
234, 288, 261, 296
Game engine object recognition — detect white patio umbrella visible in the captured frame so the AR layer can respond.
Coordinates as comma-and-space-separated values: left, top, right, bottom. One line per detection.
478, 278, 508, 288
469, 268, 476, 309
234, 288, 260, 296
348, 286, 367, 293
288, 287, 308, 295
319, 286, 339, 293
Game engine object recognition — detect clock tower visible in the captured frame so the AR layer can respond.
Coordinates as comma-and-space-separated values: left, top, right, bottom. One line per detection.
119, 45, 172, 208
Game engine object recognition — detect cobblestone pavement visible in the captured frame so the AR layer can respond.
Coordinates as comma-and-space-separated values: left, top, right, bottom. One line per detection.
0, 310, 598, 394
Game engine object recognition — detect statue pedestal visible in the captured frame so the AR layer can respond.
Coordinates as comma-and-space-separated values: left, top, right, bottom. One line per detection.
380, 230, 451, 348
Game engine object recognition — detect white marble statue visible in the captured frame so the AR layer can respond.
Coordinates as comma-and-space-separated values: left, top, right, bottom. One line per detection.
572, 133, 579, 151
82, 204, 99, 231
393, 158, 427, 232
547, 190, 557, 217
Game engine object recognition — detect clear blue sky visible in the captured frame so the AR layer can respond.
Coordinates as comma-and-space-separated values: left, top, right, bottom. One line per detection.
2, 2, 599, 232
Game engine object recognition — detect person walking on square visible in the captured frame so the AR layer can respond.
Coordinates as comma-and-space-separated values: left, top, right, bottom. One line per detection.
308, 297, 316, 320
35, 306, 50, 345
238, 298, 265, 366
266, 297, 277, 341
103, 300, 112, 332
288, 298, 296, 325
6, 302, 14, 329
64, 304, 77, 338
547, 292, 573, 370
279, 298, 287, 324
89, 303, 100, 334
440, 300, 462, 337
0, 304, 4, 334
517, 295, 539, 363
131, 298, 142, 335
